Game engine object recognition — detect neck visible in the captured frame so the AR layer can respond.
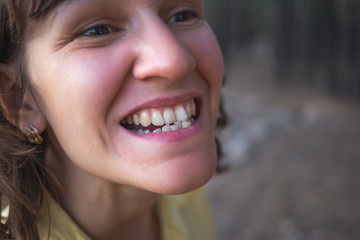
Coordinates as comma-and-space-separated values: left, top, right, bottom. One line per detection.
45, 145, 160, 240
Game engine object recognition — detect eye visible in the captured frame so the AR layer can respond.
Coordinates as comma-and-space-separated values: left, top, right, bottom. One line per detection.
168, 10, 199, 24
82, 25, 114, 36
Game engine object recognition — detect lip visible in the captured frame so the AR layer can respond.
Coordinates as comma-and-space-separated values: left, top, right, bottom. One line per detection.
118, 95, 204, 143
118, 92, 201, 123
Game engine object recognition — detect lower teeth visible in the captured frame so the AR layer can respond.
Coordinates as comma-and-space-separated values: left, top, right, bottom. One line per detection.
134, 118, 194, 134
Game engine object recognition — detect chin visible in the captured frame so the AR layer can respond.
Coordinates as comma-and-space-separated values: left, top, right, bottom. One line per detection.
136, 148, 218, 195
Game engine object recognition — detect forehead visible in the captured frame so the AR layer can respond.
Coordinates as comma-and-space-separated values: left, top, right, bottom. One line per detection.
52, 0, 202, 10
41, 0, 203, 28
46, 0, 202, 20
25, 0, 204, 44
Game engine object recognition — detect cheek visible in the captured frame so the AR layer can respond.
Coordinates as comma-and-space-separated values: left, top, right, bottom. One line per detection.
181, 26, 224, 121
26, 45, 135, 160
197, 30, 224, 85
58, 49, 132, 109
31, 47, 132, 121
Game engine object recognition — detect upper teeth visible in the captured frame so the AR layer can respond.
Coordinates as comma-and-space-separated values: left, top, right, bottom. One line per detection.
121, 99, 197, 134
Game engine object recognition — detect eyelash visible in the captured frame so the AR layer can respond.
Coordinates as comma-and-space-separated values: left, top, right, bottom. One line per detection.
80, 9, 199, 37
82, 25, 114, 37
168, 10, 199, 24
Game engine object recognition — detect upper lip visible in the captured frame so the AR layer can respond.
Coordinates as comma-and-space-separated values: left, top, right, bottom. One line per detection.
118, 92, 201, 122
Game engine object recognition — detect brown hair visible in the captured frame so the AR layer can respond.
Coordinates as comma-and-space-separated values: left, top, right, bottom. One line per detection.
0, 1, 227, 239
0, 1, 63, 239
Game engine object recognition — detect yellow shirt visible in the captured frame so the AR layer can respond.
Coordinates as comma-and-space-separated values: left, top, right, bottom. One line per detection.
36, 188, 217, 240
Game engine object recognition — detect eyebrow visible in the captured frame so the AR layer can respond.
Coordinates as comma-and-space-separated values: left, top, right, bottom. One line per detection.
49, 0, 82, 25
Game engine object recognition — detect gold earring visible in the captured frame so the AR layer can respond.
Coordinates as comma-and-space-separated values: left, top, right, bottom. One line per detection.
27, 124, 43, 144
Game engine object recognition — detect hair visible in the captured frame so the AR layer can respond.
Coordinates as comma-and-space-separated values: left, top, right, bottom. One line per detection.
0, 1, 64, 239
0, 1, 227, 239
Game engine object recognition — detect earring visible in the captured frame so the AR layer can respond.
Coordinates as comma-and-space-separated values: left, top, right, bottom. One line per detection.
27, 124, 43, 144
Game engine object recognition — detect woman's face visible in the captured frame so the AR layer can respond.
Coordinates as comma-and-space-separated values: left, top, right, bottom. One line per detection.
25, 0, 223, 194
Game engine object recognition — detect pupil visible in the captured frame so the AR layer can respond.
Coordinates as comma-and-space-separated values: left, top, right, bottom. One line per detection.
96, 26, 107, 35
87, 26, 108, 36
176, 12, 190, 22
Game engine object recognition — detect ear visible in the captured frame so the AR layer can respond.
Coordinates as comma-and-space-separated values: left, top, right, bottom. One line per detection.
0, 64, 47, 135
17, 89, 48, 135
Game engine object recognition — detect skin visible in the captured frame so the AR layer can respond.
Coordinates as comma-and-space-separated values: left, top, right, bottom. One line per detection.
17, 0, 224, 239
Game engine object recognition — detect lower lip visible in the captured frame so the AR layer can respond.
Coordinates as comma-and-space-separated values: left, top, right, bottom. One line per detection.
122, 107, 204, 143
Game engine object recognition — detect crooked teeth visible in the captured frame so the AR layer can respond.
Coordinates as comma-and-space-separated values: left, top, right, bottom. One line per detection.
135, 118, 195, 134
123, 99, 197, 134
182, 120, 192, 128
162, 125, 171, 132
153, 128, 162, 133
170, 124, 181, 131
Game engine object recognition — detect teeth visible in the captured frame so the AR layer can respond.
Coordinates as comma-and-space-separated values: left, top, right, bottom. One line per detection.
133, 119, 194, 134
122, 99, 198, 134
134, 119, 193, 134
163, 108, 176, 125
185, 103, 192, 118
133, 114, 140, 126
153, 128, 162, 133
152, 110, 164, 126
175, 105, 188, 122
126, 115, 133, 125
182, 120, 192, 129
140, 111, 151, 127
191, 102, 196, 116
170, 124, 181, 131
162, 125, 171, 132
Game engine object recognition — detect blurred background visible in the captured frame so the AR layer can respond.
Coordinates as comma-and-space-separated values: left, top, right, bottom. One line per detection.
203, 1, 360, 239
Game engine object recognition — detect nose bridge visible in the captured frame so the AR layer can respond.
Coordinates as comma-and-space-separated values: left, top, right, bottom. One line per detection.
132, 12, 196, 81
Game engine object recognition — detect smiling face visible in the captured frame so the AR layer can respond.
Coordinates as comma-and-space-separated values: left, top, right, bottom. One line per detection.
24, 0, 223, 194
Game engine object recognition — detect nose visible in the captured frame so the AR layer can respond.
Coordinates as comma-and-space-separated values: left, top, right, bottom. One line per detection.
132, 14, 196, 82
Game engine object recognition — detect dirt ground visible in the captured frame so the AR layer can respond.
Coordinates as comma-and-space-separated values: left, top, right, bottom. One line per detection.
206, 45, 360, 240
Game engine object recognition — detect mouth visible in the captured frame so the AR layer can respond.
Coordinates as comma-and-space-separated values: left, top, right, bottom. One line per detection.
120, 98, 200, 134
